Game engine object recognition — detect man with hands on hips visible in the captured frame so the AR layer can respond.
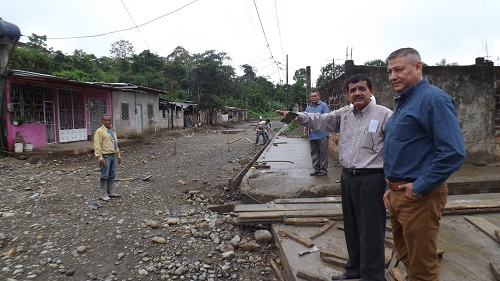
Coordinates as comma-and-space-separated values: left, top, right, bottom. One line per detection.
383, 47, 466, 281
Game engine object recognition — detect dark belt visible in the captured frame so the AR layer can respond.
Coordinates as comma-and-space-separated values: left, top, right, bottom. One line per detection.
386, 180, 414, 191
342, 168, 384, 176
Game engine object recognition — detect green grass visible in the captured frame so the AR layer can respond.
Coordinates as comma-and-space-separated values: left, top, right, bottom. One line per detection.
282, 121, 300, 134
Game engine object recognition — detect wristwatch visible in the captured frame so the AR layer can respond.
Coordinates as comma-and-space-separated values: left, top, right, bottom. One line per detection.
411, 189, 420, 197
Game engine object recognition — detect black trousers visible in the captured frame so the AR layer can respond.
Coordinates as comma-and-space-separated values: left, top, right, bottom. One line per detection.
341, 170, 386, 281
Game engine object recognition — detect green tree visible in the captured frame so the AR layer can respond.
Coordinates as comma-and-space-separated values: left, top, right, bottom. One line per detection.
130, 50, 166, 89
316, 63, 345, 88
364, 59, 387, 66
10, 33, 53, 73
435, 58, 459, 66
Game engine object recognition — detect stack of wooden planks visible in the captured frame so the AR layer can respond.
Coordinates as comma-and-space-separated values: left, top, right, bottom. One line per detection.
231, 194, 500, 225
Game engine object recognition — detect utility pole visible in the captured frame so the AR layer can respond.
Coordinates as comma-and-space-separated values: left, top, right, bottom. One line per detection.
286, 54, 289, 110
326, 58, 341, 80
306, 66, 311, 109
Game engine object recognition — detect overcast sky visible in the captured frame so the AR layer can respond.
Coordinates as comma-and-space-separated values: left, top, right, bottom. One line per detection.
3, 0, 500, 85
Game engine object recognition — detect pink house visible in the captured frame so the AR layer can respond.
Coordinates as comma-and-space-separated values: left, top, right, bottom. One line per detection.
3, 70, 171, 153
4, 70, 113, 151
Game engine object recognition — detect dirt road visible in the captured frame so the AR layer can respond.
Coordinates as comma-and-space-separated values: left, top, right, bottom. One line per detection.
0, 122, 282, 281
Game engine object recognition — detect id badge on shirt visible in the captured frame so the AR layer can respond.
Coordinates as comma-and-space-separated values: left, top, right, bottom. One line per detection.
368, 119, 379, 132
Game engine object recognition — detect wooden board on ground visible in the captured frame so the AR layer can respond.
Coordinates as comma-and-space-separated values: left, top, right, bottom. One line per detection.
310, 221, 336, 239
464, 215, 500, 243
273, 213, 500, 281
280, 230, 315, 248
490, 263, 500, 281
234, 203, 341, 213
296, 269, 329, 281
273, 197, 341, 204
236, 209, 343, 220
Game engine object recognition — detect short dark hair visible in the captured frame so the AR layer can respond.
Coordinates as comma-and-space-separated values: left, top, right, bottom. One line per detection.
266, 119, 271, 123
345, 74, 373, 92
310, 89, 320, 97
386, 47, 421, 64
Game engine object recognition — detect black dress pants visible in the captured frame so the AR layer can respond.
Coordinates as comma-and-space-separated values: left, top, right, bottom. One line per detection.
340, 171, 386, 281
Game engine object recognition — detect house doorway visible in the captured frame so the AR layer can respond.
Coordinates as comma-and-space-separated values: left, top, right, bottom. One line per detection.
58, 89, 86, 142
44, 101, 56, 143
136, 104, 143, 133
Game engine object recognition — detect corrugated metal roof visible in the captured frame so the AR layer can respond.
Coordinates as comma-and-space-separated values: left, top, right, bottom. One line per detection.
7, 69, 167, 94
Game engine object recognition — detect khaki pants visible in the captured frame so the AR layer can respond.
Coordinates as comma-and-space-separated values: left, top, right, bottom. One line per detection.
389, 183, 448, 281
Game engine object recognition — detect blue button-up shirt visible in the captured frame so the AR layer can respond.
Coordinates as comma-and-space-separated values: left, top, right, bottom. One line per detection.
383, 78, 466, 195
305, 100, 330, 140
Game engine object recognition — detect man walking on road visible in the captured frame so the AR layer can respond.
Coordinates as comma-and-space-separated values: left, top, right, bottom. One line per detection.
94, 114, 122, 201
383, 47, 466, 281
276, 74, 392, 281
304, 90, 330, 176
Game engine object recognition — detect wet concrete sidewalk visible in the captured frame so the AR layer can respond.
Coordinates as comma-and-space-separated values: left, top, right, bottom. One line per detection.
240, 135, 500, 203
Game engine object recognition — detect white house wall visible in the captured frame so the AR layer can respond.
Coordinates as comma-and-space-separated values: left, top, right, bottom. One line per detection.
112, 91, 159, 136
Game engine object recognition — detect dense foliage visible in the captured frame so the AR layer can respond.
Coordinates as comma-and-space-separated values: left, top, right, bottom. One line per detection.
10, 34, 334, 117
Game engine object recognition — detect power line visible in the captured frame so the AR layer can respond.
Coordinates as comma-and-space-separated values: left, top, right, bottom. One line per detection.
274, 0, 285, 65
44, 0, 199, 40
120, 0, 150, 50
252, 0, 282, 83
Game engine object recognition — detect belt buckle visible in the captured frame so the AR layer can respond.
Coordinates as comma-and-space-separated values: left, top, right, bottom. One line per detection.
352, 169, 356, 175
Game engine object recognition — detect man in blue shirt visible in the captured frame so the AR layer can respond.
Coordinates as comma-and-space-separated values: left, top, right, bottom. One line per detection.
304, 90, 330, 176
383, 48, 466, 280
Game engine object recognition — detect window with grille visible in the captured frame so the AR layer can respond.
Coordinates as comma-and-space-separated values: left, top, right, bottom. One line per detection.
10, 84, 52, 124
121, 103, 129, 120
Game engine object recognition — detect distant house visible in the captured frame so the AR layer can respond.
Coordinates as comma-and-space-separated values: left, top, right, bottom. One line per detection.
90, 82, 168, 137
2, 70, 168, 152
223, 106, 247, 123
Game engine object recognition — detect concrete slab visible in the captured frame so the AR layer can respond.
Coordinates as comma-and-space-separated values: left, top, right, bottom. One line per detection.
240, 136, 342, 203
240, 135, 500, 203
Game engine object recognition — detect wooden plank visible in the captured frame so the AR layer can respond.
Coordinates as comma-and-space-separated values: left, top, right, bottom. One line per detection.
296, 269, 329, 281
234, 203, 341, 213
386, 251, 399, 271
464, 216, 500, 243
252, 164, 271, 169
226, 138, 241, 144
310, 221, 336, 239
490, 262, 500, 281
437, 249, 445, 259
284, 217, 330, 225
389, 268, 405, 281
237, 209, 343, 219
270, 258, 285, 281
321, 256, 346, 267
280, 230, 315, 248
385, 247, 393, 267
274, 197, 341, 204
319, 249, 348, 261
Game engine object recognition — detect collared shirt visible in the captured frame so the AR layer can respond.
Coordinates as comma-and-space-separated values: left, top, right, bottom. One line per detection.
305, 100, 330, 140
383, 78, 466, 195
297, 102, 393, 169
94, 125, 121, 161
